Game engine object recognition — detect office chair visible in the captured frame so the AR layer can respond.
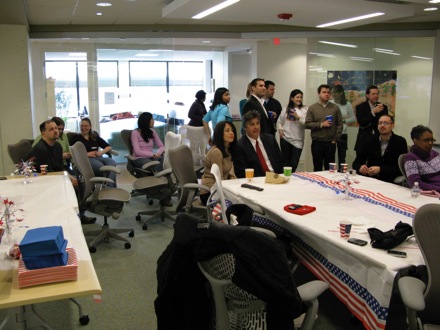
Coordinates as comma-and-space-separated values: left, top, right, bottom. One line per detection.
120, 129, 160, 179
397, 153, 408, 186
163, 131, 182, 170
179, 125, 210, 174
70, 142, 134, 253
398, 203, 440, 330
197, 234, 329, 330
7, 139, 33, 164
168, 144, 210, 217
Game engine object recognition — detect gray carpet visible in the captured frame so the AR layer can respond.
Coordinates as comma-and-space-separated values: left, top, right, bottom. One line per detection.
1, 166, 405, 329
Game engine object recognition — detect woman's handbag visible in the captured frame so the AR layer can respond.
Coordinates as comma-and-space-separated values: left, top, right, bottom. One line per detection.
367, 221, 413, 249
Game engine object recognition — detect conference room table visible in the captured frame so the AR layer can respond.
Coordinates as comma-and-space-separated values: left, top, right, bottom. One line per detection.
221, 171, 438, 330
0, 173, 102, 328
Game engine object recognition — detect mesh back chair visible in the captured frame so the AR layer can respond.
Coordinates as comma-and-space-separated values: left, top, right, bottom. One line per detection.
70, 142, 133, 253
7, 139, 33, 164
179, 125, 210, 174
398, 203, 440, 330
198, 242, 328, 330
398, 153, 408, 186
168, 144, 210, 216
120, 129, 159, 178
163, 131, 182, 170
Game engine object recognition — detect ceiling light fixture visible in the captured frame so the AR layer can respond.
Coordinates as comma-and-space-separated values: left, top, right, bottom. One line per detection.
96, 2, 112, 7
424, 7, 438, 11
350, 56, 374, 62
318, 41, 358, 48
96, 12, 103, 16
192, 0, 240, 19
429, 0, 440, 3
309, 52, 335, 58
317, 12, 384, 28
411, 56, 432, 60
373, 48, 393, 53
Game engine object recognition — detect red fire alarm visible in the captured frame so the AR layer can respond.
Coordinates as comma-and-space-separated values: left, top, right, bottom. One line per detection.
277, 13, 293, 21
273, 38, 280, 45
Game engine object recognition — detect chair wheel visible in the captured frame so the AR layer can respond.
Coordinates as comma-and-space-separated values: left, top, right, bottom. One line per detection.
129, 231, 134, 237
124, 242, 131, 249
136, 215, 141, 221
149, 200, 153, 205
79, 315, 90, 325
89, 246, 97, 253
142, 224, 148, 230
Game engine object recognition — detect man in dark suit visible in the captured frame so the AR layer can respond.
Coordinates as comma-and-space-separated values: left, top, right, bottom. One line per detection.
354, 85, 388, 153
352, 114, 407, 183
242, 78, 274, 135
263, 80, 282, 133
234, 110, 284, 178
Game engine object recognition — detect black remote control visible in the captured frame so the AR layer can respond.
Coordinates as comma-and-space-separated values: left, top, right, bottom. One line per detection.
241, 183, 264, 191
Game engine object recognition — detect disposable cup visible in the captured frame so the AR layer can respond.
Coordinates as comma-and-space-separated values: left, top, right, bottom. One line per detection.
245, 168, 254, 182
40, 165, 48, 175
340, 163, 348, 173
283, 166, 292, 177
340, 220, 352, 239
329, 163, 337, 173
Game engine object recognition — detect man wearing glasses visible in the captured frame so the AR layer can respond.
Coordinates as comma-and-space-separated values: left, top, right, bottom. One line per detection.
352, 114, 407, 183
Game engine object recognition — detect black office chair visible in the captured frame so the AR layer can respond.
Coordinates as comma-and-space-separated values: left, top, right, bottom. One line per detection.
70, 142, 134, 253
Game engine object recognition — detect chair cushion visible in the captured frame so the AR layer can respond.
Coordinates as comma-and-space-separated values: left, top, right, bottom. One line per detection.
133, 176, 169, 190
98, 188, 131, 203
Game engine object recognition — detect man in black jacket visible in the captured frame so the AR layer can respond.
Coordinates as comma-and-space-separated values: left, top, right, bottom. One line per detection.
242, 78, 274, 135
353, 114, 407, 183
234, 110, 284, 178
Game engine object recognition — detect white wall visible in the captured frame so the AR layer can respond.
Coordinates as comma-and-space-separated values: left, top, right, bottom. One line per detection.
0, 25, 33, 175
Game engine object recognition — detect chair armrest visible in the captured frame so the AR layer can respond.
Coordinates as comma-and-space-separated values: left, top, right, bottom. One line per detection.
124, 154, 137, 161
394, 175, 405, 185
398, 276, 426, 311
297, 280, 329, 302
109, 150, 118, 156
142, 161, 160, 171
250, 227, 277, 238
90, 177, 115, 185
183, 183, 211, 191
99, 165, 122, 174
155, 168, 172, 178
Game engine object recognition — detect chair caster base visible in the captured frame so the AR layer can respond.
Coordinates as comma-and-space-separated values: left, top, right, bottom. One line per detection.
142, 224, 148, 230
79, 315, 90, 325
89, 246, 97, 253
124, 242, 131, 249
136, 215, 141, 221
128, 230, 134, 237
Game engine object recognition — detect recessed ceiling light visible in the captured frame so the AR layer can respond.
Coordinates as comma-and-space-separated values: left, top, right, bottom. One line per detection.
424, 7, 438, 11
319, 41, 358, 48
350, 56, 374, 62
317, 12, 384, 28
192, 0, 240, 19
202, 40, 211, 44
96, 2, 112, 7
429, 0, 440, 3
373, 48, 393, 53
309, 52, 335, 58
96, 12, 103, 16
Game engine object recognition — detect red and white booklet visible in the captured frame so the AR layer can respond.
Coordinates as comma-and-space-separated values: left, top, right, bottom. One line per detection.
420, 190, 440, 198
18, 248, 78, 288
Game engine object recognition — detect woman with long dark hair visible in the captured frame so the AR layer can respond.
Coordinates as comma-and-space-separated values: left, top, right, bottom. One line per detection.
199, 121, 237, 205
70, 117, 117, 187
131, 112, 165, 172
277, 89, 308, 172
331, 85, 355, 169
202, 87, 232, 144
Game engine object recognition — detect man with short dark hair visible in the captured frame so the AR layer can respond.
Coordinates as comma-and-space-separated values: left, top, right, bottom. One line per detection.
263, 80, 282, 133
353, 114, 407, 183
305, 84, 343, 171
234, 110, 283, 178
354, 85, 389, 153
242, 78, 274, 135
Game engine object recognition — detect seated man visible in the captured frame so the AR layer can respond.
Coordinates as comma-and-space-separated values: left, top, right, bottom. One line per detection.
234, 110, 283, 178
352, 114, 408, 183
404, 125, 440, 192
28, 119, 96, 224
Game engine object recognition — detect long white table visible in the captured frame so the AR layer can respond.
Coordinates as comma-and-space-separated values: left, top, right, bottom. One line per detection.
222, 171, 438, 330
0, 173, 101, 327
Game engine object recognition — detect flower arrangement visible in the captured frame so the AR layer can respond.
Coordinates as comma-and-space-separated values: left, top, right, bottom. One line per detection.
0, 197, 25, 243
14, 157, 36, 184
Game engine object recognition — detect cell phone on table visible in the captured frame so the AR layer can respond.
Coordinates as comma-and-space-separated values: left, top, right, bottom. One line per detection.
387, 250, 407, 258
288, 204, 303, 210
347, 238, 368, 246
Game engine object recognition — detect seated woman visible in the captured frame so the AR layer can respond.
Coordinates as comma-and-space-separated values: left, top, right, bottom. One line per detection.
70, 117, 117, 187
131, 112, 165, 172
404, 125, 440, 192
199, 121, 238, 205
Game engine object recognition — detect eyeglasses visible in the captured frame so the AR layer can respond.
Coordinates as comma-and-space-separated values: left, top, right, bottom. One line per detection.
419, 138, 436, 143
378, 121, 392, 126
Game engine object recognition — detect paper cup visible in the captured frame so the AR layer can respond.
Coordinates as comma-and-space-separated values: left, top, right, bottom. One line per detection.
245, 168, 254, 182
283, 166, 292, 177
40, 165, 48, 175
325, 115, 333, 123
329, 163, 337, 173
340, 163, 348, 173
340, 220, 352, 239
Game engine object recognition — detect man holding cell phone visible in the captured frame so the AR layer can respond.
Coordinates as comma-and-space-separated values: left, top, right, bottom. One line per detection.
305, 84, 343, 172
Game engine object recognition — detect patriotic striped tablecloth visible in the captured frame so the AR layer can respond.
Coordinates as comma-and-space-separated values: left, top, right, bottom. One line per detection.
222, 172, 438, 330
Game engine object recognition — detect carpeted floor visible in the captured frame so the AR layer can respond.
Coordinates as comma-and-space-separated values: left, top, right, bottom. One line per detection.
1, 165, 406, 329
